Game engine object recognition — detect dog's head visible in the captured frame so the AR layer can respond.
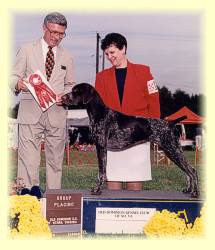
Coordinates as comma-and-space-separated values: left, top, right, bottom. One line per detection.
61, 83, 95, 106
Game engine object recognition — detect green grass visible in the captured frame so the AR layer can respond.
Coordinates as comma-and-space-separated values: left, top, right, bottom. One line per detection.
8, 148, 205, 196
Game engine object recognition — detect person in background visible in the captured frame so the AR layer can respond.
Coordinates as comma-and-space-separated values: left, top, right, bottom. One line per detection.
10, 12, 75, 198
95, 33, 160, 191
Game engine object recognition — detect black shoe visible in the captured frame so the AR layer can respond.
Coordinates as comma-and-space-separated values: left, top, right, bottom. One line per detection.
30, 186, 43, 199
20, 188, 31, 195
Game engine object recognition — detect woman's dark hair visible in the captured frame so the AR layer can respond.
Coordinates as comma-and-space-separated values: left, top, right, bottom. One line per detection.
101, 33, 127, 52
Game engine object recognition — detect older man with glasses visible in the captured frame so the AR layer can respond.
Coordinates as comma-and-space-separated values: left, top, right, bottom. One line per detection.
10, 12, 75, 198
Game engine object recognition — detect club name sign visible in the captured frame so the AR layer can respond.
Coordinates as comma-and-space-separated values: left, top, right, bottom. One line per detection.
46, 191, 82, 234
95, 207, 156, 234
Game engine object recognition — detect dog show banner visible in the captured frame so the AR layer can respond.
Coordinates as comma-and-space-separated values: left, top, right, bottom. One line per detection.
45, 190, 83, 235
24, 70, 57, 111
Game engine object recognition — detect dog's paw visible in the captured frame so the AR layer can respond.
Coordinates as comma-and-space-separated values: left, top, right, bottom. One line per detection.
182, 187, 191, 194
182, 187, 200, 198
190, 190, 200, 198
91, 186, 102, 195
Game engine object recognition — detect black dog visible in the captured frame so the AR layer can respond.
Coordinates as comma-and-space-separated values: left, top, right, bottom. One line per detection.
62, 83, 199, 198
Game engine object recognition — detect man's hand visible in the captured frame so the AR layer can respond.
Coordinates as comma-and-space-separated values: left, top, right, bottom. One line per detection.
56, 94, 63, 105
16, 78, 29, 92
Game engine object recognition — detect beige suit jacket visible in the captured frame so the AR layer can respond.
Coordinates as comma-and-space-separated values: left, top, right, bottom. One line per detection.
10, 39, 75, 128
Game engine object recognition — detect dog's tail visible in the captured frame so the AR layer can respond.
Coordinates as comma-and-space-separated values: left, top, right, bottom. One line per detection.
169, 115, 187, 126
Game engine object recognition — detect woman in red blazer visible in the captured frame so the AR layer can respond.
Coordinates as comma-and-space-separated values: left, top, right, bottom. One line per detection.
95, 33, 160, 191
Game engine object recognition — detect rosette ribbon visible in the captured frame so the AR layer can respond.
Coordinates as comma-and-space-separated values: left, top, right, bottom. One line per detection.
29, 74, 56, 109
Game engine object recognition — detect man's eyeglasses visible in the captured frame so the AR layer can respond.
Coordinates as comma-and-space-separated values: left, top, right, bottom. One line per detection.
45, 25, 66, 39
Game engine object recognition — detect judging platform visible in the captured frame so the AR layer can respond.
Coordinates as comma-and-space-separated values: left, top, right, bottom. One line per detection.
43, 189, 204, 235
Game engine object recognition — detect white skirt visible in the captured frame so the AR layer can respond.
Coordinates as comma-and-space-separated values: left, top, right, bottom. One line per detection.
106, 142, 151, 182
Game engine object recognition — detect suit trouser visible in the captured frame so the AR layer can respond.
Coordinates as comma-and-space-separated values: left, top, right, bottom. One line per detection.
17, 112, 66, 189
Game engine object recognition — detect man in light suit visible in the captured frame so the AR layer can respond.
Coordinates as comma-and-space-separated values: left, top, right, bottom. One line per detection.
10, 12, 75, 197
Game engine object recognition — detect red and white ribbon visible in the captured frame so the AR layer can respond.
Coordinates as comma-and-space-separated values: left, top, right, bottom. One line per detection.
29, 74, 56, 109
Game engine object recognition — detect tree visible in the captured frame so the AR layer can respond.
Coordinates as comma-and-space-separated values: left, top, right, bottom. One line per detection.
172, 89, 191, 113
159, 86, 174, 118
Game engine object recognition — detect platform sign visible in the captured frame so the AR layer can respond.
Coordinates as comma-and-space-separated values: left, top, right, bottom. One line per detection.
83, 196, 203, 234
95, 207, 156, 234
46, 190, 82, 235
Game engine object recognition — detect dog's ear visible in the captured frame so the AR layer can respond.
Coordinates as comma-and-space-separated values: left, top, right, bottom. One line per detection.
82, 86, 95, 104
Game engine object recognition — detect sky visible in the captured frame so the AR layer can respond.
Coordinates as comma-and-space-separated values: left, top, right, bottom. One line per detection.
10, 12, 202, 105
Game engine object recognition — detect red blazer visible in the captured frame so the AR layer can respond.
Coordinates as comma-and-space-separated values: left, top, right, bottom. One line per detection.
95, 61, 160, 118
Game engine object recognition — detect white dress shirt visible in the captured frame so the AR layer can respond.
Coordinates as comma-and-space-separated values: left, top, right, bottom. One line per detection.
41, 38, 57, 64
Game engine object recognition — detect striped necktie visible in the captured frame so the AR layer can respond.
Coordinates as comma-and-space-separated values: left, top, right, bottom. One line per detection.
45, 46, 55, 81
